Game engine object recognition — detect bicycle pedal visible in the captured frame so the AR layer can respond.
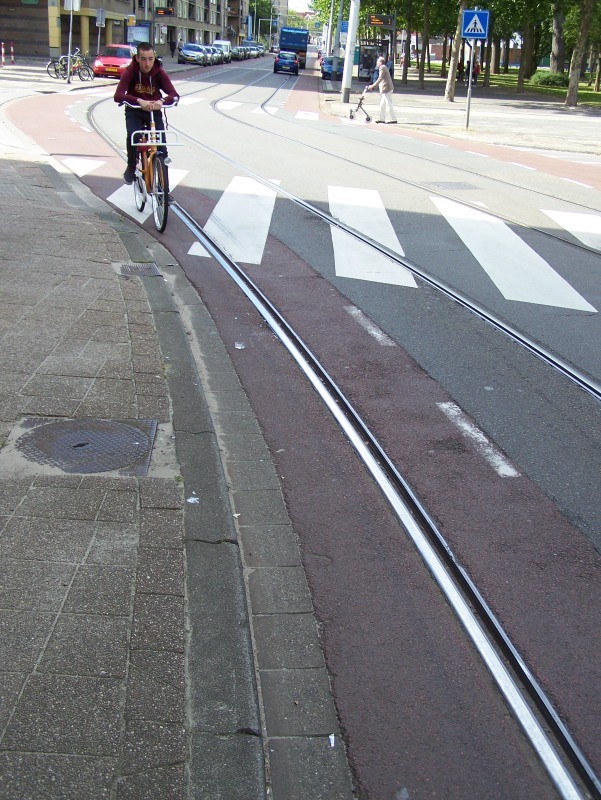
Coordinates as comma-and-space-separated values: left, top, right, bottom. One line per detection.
164, 157, 172, 165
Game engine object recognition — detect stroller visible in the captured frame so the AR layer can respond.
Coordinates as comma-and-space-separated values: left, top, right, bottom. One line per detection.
349, 90, 372, 123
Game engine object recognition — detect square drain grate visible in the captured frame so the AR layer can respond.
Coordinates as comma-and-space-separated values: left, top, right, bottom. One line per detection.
120, 262, 162, 277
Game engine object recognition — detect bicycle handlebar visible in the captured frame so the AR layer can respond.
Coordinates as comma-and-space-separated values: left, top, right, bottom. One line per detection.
119, 99, 179, 110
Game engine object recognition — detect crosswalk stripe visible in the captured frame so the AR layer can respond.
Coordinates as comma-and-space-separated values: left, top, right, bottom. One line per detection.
540, 209, 601, 251
217, 100, 242, 110
194, 176, 280, 264
328, 186, 417, 287
177, 96, 205, 105
431, 196, 596, 311
61, 157, 105, 177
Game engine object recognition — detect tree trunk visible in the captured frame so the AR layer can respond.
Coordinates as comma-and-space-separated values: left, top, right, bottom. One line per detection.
444, 0, 468, 101
565, 0, 594, 107
551, 3, 565, 73
483, 12, 493, 86
517, 21, 534, 91
401, 14, 411, 84
595, 52, 601, 92
531, 22, 542, 75
418, 0, 429, 87
441, 33, 448, 78
491, 35, 501, 73
587, 45, 595, 85
503, 36, 510, 72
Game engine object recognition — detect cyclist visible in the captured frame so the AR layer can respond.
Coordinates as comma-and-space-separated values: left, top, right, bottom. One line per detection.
114, 42, 179, 185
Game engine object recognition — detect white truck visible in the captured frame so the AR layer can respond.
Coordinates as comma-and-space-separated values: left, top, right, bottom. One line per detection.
212, 40, 232, 62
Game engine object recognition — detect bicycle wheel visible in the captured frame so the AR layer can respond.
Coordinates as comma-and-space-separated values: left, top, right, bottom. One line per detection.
134, 171, 146, 212
78, 65, 94, 81
152, 157, 168, 232
46, 60, 63, 79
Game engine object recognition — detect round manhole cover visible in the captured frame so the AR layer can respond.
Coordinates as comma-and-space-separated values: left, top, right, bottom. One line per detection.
15, 419, 151, 474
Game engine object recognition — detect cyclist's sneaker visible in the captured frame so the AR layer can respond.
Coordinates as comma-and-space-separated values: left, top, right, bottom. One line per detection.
123, 166, 135, 184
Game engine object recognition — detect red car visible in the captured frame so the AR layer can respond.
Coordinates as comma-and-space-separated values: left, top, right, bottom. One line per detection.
93, 44, 136, 78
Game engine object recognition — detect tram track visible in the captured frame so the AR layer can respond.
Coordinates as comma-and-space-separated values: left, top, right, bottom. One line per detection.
88, 75, 601, 400
83, 78, 601, 798
170, 197, 599, 800
4, 63, 600, 800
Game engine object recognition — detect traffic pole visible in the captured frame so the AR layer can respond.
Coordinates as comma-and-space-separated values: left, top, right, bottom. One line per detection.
10, 41, 14, 64
341, 0, 360, 103
1, 42, 5, 68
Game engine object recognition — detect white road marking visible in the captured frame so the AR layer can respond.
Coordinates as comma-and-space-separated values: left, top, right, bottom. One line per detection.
466, 151, 490, 158
509, 162, 537, 170
217, 100, 242, 110
265, 105, 279, 115
177, 96, 205, 105
328, 186, 417, 287
431, 196, 596, 311
437, 402, 520, 477
194, 176, 280, 263
541, 209, 601, 251
561, 178, 593, 189
61, 157, 105, 177
296, 110, 318, 120
345, 306, 396, 345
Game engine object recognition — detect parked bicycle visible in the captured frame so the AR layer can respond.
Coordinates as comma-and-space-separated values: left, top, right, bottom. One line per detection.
120, 99, 179, 232
46, 48, 94, 81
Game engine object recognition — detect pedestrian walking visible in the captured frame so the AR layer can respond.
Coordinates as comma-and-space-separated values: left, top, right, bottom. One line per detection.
367, 56, 397, 124
169, 39, 176, 58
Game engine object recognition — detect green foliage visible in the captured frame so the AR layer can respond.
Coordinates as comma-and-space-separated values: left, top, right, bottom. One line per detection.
529, 69, 569, 85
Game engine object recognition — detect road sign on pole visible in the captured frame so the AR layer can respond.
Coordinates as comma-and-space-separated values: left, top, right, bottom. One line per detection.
461, 9, 489, 40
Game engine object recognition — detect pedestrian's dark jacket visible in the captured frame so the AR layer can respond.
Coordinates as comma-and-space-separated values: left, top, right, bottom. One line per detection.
114, 59, 178, 106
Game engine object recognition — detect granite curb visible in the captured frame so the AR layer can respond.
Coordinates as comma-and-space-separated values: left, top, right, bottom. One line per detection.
0, 108, 356, 797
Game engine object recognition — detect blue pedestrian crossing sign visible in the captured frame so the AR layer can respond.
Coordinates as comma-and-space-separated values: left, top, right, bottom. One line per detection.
462, 9, 489, 40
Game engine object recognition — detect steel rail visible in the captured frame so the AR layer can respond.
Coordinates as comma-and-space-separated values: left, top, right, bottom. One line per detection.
171, 198, 600, 800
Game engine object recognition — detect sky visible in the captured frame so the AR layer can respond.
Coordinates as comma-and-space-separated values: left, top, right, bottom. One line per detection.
288, 0, 311, 12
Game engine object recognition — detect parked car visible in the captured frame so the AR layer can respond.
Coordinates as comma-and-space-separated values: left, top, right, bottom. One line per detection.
230, 46, 242, 61
177, 43, 207, 66
321, 56, 343, 80
213, 39, 232, 62
93, 44, 136, 78
273, 50, 299, 75
198, 45, 215, 64
208, 46, 224, 64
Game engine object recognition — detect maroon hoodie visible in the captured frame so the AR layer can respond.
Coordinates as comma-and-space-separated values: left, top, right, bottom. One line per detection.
114, 58, 178, 106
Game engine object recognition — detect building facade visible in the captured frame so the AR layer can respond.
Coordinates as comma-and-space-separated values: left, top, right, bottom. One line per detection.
0, 0, 248, 57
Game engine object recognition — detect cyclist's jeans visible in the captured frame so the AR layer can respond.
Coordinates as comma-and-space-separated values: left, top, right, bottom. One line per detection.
125, 107, 168, 169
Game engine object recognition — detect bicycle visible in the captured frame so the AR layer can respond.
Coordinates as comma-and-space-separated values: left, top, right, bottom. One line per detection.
121, 100, 180, 232
46, 48, 94, 81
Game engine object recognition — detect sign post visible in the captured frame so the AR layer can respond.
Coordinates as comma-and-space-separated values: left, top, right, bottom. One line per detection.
95, 8, 105, 57
461, 8, 489, 129
64, 0, 81, 84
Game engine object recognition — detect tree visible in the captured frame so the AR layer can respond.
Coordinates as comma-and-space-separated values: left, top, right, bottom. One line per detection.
444, 0, 468, 101
565, 0, 596, 105
551, 0, 566, 72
